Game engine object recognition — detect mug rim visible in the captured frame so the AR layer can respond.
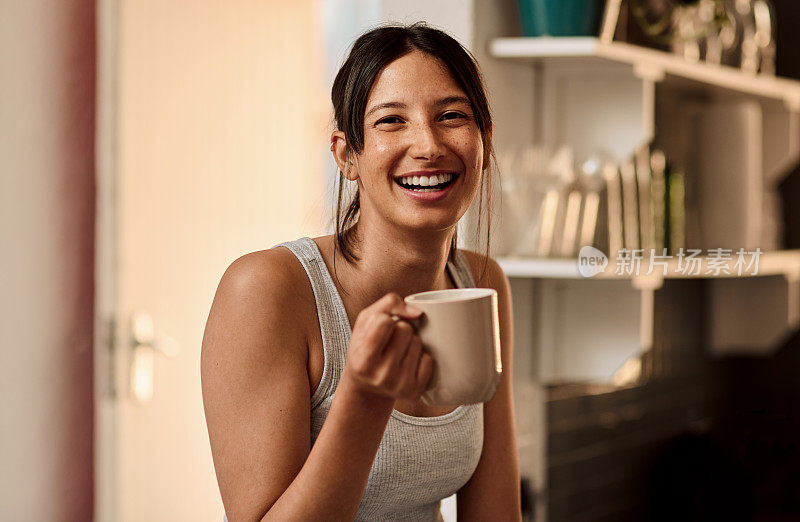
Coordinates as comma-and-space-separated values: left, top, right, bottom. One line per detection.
405, 287, 496, 304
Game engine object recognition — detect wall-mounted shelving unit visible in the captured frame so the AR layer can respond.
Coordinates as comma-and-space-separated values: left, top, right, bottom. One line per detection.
468, 8, 800, 516
487, 36, 800, 381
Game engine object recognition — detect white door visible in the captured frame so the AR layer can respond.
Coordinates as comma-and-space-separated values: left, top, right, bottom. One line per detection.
94, 1, 327, 520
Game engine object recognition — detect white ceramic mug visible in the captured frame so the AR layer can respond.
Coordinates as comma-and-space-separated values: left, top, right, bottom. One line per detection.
404, 288, 502, 406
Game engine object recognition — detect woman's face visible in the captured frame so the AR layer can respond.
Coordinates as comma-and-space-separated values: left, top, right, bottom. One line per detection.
343, 50, 484, 235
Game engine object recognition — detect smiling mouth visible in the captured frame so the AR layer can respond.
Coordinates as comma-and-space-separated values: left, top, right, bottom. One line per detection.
394, 174, 458, 192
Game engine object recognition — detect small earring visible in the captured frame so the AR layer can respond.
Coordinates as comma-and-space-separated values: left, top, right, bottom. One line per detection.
343, 158, 358, 181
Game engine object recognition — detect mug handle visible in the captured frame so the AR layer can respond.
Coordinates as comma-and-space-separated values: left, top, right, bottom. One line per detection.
389, 313, 424, 333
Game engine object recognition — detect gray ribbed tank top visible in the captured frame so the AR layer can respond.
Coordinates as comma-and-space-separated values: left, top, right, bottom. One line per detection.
276, 237, 484, 521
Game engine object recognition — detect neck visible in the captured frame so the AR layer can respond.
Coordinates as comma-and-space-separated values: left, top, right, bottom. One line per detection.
334, 220, 456, 306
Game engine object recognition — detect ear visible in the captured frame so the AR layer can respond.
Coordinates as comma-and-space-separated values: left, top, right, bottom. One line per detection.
331, 131, 358, 181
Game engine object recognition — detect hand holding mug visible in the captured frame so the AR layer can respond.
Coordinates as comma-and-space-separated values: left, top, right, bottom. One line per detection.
342, 293, 435, 402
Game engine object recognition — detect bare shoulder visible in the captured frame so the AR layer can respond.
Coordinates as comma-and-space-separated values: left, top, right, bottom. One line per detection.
201, 246, 315, 379
456, 248, 509, 292
219, 247, 309, 307
201, 246, 316, 519
215, 246, 313, 328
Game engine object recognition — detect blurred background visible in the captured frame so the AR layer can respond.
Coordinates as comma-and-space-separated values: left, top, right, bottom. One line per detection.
2, 0, 800, 520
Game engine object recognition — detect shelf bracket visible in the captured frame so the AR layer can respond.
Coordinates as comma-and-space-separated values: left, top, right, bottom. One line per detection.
633, 62, 665, 83
784, 93, 800, 114
632, 272, 664, 291
784, 270, 800, 332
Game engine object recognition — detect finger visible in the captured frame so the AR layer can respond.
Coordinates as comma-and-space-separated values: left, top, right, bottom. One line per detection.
370, 292, 403, 312
370, 293, 423, 319
399, 334, 423, 373
382, 320, 414, 361
392, 304, 423, 321
396, 336, 423, 398
389, 313, 422, 334
414, 352, 435, 398
356, 313, 401, 363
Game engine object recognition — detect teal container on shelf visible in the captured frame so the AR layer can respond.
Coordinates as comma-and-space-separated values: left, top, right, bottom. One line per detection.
517, 0, 606, 37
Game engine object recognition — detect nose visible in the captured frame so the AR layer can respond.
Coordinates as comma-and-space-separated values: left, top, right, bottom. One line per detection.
408, 122, 445, 161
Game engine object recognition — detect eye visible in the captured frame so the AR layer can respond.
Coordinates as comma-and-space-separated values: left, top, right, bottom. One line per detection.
376, 116, 404, 125
440, 111, 467, 122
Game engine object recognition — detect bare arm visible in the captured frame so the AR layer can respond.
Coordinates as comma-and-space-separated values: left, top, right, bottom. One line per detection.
456, 254, 522, 520
201, 251, 433, 521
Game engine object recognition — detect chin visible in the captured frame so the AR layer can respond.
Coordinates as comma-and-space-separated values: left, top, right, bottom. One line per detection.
403, 217, 460, 235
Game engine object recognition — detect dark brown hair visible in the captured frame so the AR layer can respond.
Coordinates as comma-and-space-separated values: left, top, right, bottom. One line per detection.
331, 22, 494, 280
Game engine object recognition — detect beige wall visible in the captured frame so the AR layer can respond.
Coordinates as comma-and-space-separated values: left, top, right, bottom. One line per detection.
117, 0, 328, 255
103, 1, 328, 519
0, 1, 96, 520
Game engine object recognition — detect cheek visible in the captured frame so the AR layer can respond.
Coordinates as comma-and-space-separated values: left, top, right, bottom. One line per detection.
451, 132, 483, 170
364, 134, 404, 166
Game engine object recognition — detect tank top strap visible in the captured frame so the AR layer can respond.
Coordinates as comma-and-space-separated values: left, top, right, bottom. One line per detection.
272, 237, 351, 409
447, 250, 476, 288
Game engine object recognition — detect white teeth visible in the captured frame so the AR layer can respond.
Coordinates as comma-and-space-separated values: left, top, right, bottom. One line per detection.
427, 174, 452, 186
396, 173, 455, 190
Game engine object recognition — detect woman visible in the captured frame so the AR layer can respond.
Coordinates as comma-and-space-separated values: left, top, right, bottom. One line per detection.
201, 23, 521, 521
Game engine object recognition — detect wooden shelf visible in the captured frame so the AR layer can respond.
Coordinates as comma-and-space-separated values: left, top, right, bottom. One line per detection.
497, 257, 582, 279
489, 37, 800, 110
490, 36, 601, 58
498, 249, 800, 284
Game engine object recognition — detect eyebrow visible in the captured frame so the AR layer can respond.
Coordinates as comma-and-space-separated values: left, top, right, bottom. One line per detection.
435, 95, 471, 107
365, 95, 471, 118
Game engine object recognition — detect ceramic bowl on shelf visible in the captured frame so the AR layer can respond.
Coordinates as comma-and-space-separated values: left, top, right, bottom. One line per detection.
517, 0, 605, 37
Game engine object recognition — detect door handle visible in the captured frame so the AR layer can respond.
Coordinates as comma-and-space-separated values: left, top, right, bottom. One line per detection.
130, 311, 180, 403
